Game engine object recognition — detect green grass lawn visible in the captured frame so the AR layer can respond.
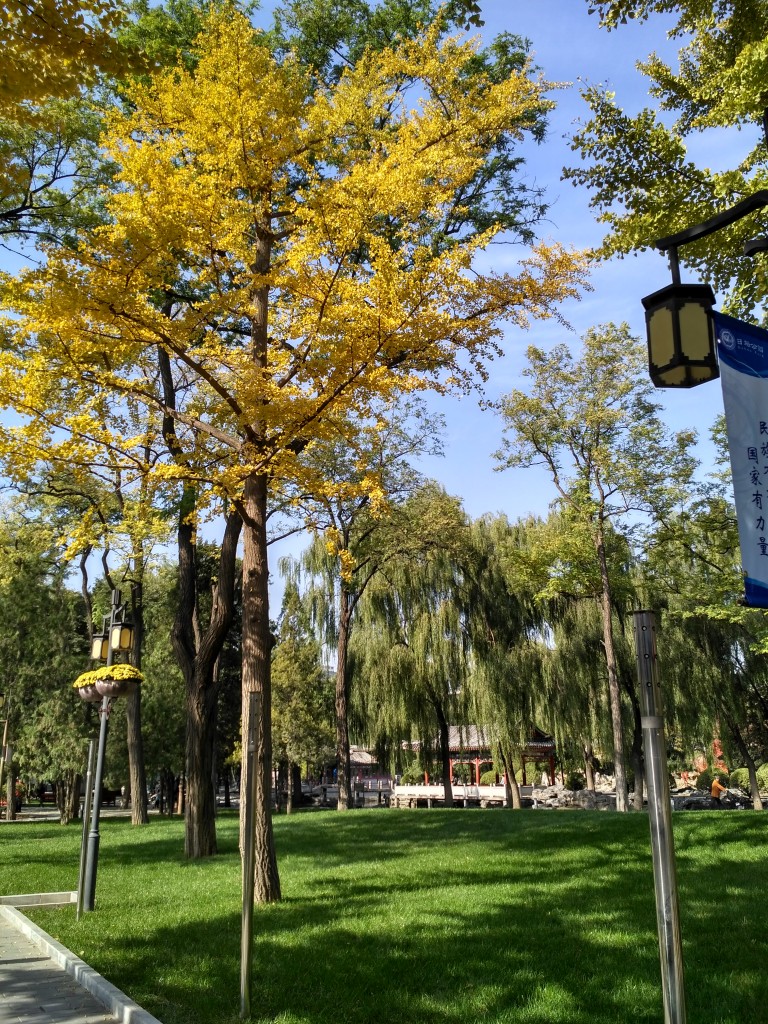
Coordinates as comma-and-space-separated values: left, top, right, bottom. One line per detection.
2, 808, 766, 1024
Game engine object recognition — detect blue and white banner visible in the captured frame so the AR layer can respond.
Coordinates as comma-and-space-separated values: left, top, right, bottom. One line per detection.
716, 311, 768, 607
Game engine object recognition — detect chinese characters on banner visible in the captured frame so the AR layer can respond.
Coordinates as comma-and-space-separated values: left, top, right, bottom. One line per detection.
715, 310, 768, 607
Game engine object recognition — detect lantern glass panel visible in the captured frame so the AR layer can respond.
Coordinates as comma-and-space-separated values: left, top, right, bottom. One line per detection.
92, 636, 108, 661
111, 624, 133, 651
659, 364, 687, 387
648, 305, 675, 368
678, 300, 713, 361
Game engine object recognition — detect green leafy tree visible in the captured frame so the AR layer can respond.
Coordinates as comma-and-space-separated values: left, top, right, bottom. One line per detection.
496, 323, 698, 811
349, 491, 470, 806
569, 0, 768, 320
288, 400, 448, 811
0, 509, 88, 823
271, 582, 334, 812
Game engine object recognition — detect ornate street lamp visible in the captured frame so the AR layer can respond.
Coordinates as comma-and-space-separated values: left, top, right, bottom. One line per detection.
81, 588, 136, 912
642, 189, 768, 389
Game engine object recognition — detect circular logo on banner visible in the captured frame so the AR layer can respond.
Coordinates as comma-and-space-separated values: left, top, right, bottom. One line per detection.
720, 329, 736, 351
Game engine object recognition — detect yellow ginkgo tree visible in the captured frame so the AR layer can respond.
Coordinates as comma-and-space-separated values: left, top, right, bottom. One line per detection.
0, 0, 130, 117
0, 8, 586, 901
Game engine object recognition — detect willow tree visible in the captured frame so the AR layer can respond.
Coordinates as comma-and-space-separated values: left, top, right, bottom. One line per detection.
496, 323, 697, 811
462, 514, 548, 808
286, 399, 448, 810
0, 10, 584, 900
349, 489, 470, 803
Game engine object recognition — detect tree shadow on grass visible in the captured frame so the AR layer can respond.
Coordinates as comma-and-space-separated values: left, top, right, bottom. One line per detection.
14, 810, 768, 1024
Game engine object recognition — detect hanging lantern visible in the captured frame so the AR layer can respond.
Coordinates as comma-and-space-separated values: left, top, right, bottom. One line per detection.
91, 635, 109, 661
110, 623, 134, 652
642, 282, 718, 388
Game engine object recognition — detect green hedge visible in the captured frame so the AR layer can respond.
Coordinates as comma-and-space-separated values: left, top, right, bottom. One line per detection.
695, 767, 729, 792
730, 764, 768, 793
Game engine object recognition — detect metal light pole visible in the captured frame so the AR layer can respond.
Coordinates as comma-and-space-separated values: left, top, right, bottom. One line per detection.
0, 690, 13, 822
633, 611, 686, 1024
77, 739, 96, 920
82, 589, 125, 912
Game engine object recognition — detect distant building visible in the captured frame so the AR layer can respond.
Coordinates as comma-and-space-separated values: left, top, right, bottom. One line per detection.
405, 726, 557, 785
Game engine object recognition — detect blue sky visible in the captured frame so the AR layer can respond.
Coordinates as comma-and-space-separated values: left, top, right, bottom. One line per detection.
405, 1, 726, 523
265, 1, 731, 593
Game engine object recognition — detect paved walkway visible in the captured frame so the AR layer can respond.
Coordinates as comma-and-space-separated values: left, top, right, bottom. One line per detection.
0, 906, 161, 1024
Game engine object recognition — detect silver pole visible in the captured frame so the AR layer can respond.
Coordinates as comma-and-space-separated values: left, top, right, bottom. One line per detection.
77, 739, 97, 921
633, 610, 687, 1024
241, 691, 261, 1019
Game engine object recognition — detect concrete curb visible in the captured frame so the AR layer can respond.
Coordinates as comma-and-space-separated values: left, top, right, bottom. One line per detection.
0, 904, 163, 1024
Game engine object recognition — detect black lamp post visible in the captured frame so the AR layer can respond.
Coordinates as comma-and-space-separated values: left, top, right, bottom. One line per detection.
642, 189, 768, 389
82, 588, 134, 912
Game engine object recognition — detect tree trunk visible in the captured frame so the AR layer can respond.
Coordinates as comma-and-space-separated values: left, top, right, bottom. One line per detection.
126, 686, 148, 825
291, 762, 302, 809
724, 711, 762, 811
5, 760, 16, 821
276, 760, 288, 813
126, 567, 148, 825
186, 677, 219, 855
284, 761, 293, 815
625, 679, 644, 811
335, 591, 353, 812
170, 497, 241, 858
59, 770, 80, 825
162, 768, 174, 814
240, 472, 281, 902
595, 532, 629, 812
501, 750, 521, 809
583, 742, 596, 791
433, 698, 453, 807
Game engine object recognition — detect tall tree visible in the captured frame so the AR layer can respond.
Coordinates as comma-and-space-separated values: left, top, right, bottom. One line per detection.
463, 514, 548, 808
496, 323, 697, 810
0, 11, 584, 900
289, 399, 446, 811
271, 581, 334, 813
349, 489, 469, 804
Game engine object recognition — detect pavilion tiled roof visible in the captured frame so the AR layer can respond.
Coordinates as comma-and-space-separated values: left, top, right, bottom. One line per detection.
408, 726, 555, 755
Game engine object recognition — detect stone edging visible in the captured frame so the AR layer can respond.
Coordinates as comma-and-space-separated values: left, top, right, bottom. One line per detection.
0, 904, 163, 1024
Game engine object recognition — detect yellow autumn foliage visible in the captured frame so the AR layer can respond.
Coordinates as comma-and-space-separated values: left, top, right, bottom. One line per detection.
0, 9, 587, 520
0, 0, 131, 116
